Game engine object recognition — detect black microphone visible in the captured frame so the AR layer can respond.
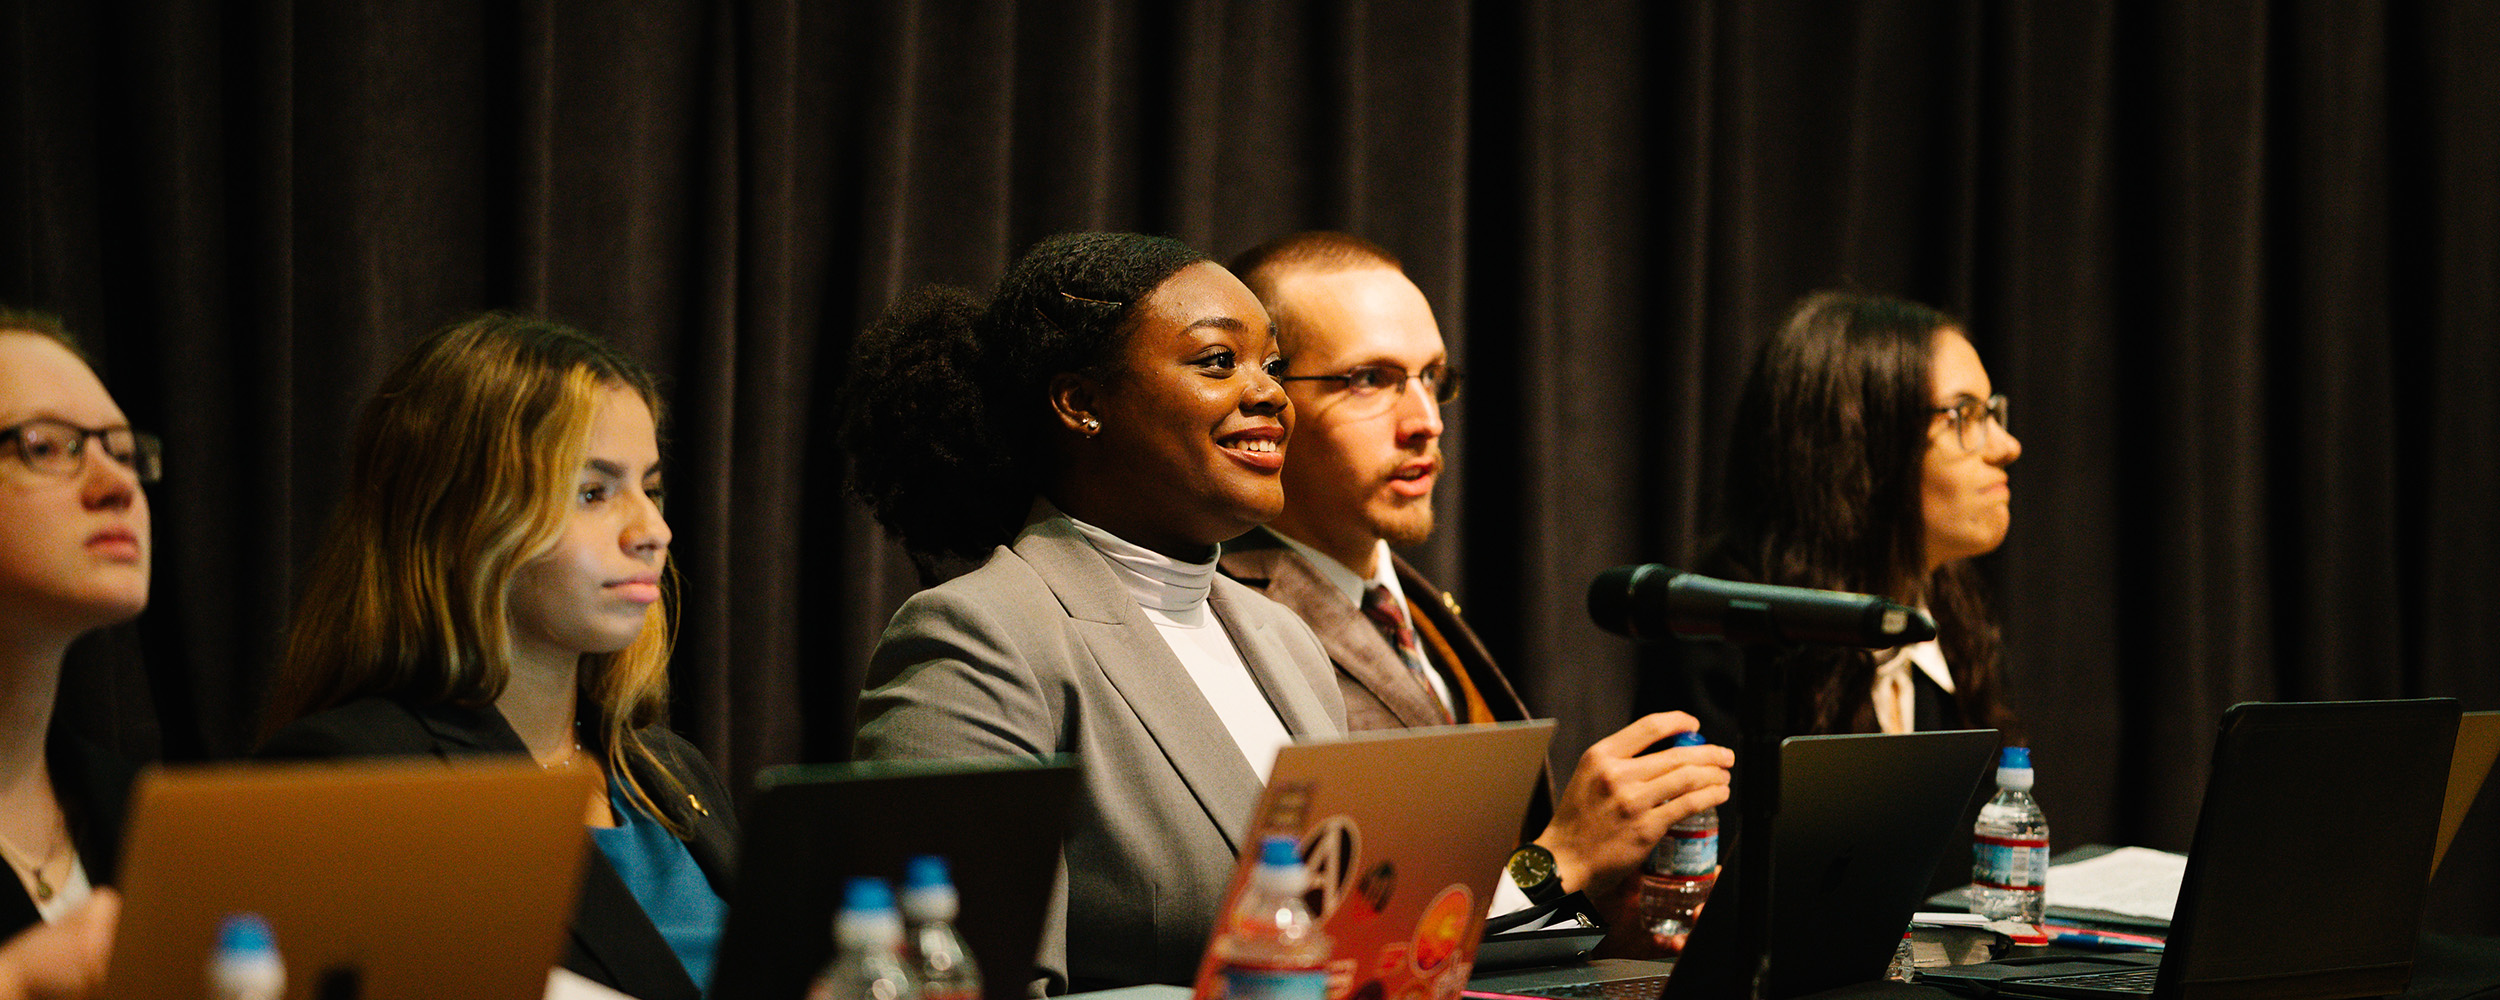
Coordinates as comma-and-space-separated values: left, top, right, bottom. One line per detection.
1586, 564, 1937, 647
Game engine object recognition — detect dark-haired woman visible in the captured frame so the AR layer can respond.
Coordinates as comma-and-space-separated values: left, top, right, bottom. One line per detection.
843, 232, 1343, 992
0, 314, 147, 959
1640, 291, 2025, 745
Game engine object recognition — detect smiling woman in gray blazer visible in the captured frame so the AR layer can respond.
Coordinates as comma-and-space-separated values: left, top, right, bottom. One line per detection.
842, 232, 1346, 992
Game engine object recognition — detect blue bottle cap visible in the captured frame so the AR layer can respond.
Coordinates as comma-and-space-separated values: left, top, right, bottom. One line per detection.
2000, 746, 2032, 769
905, 854, 953, 891
1259, 835, 1301, 867
844, 876, 897, 913
1671, 732, 1708, 749
218, 912, 276, 955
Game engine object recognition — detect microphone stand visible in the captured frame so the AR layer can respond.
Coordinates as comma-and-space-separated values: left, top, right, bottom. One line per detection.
1721, 605, 1788, 1000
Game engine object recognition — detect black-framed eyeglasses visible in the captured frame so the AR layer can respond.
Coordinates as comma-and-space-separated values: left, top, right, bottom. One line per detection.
0, 419, 163, 484
1276, 363, 1461, 417
1931, 394, 2009, 453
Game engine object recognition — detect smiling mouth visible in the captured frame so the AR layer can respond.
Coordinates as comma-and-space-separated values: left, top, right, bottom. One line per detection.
1218, 429, 1286, 470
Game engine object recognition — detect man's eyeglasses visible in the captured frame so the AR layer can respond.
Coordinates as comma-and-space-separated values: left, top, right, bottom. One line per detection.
0, 419, 163, 484
1932, 394, 2009, 453
1276, 363, 1461, 417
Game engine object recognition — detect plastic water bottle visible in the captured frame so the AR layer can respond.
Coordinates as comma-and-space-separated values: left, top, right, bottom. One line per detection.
1970, 746, 2050, 923
209, 912, 284, 1000
1636, 732, 1719, 949
808, 878, 920, 1000
1210, 836, 1331, 1000
900, 856, 982, 1000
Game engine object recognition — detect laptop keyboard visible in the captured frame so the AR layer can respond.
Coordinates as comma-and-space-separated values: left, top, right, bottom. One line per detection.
2017, 966, 2159, 993
1515, 975, 1672, 1000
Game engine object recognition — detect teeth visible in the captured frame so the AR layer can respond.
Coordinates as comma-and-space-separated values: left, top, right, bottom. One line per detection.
1233, 438, 1278, 453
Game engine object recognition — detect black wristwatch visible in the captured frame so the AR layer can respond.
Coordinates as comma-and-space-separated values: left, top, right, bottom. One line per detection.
1505, 843, 1565, 904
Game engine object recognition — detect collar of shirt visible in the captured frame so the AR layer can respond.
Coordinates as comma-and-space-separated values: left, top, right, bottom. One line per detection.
1263, 527, 1404, 611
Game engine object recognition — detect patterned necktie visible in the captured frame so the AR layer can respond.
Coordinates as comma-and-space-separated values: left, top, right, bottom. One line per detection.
1362, 584, 1420, 658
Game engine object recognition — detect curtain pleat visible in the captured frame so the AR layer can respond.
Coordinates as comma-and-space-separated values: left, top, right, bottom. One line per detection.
5, 0, 2497, 933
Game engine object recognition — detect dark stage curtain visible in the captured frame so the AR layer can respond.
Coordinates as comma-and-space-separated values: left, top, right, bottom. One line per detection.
7, 1, 2496, 931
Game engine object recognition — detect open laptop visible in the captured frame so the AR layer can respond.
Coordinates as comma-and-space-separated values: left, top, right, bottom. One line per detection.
2432, 710, 2500, 878
1921, 698, 2461, 1000
1185, 721, 1557, 1000
1466, 727, 2001, 1000
100, 759, 596, 1000
708, 755, 1079, 1000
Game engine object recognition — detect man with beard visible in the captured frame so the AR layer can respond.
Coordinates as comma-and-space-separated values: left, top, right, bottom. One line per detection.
1219, 232, 1732, 913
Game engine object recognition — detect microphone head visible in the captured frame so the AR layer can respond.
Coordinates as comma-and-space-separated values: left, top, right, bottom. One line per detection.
1879, 603, 1940, 644
1587, 564, 1656, 638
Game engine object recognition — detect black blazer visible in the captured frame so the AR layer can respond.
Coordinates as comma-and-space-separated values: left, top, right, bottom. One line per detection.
0, 727, 135, 938
260, 697, 738, 1000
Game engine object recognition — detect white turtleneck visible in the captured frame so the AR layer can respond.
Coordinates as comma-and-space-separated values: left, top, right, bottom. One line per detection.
1065, 515, 1292, 782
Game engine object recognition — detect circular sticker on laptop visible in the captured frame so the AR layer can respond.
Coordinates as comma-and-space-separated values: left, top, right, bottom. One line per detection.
1409, 883, 1474, 973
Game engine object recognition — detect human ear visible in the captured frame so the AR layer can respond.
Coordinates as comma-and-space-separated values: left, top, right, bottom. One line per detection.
1048, 373, 1104, 437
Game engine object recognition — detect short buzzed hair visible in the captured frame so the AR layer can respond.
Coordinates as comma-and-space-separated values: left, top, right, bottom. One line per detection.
1229, 231, 1403, 302
0, 307, 87, 360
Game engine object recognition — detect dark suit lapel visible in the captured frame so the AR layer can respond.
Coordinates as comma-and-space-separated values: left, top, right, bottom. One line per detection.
409, 703, 700, 1000
1220, 545, 1450, 728
1394, 555, 1531, 721
1018, 521, 1265, 856
1910, 668, 1959, 732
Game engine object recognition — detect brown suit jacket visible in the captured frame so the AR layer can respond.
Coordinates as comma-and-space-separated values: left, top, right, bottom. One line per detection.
1219, 529, 1552, 840
1217, 529, 1530, 730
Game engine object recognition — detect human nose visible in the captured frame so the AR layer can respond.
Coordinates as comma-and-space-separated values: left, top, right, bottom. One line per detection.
79, 441, 140, 511
1243, 362, 1288, 416
1396, 377, 1444, 441
623, 491, 671, 558
1987, 425, 2021, 465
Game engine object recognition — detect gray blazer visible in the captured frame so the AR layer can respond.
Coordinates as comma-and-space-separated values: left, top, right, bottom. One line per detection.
852, 515, 1346, 992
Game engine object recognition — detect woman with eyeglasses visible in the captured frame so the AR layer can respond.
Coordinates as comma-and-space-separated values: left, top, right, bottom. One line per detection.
842, 233, 1343, 992
1641, 290, 2025, 744
0, 311, 154, 980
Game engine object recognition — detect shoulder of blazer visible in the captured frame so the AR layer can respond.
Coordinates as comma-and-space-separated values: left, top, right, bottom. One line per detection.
258, 696, 523, 759
621, 724, 740, 889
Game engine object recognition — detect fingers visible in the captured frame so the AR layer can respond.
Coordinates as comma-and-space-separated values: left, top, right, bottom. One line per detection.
1585, 711, 1707, 759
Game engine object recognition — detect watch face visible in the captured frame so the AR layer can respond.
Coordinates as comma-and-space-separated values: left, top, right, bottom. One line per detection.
1508, 845, 1554, 884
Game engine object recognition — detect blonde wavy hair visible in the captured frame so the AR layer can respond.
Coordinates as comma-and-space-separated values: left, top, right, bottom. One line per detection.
263, 312, 689, 835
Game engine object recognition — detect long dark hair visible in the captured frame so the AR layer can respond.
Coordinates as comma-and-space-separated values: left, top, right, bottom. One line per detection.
1710, 290, 2016, 738
840, 232, 1207, 562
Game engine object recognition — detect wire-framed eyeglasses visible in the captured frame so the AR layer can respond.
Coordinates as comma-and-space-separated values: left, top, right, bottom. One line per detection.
0, 419, 163, 484
1931, 394, 2009, 453
1275, 363, 1461, 417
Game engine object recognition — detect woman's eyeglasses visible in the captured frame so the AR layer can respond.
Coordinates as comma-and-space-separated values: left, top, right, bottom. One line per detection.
1931, 394, 2009, 453
0, 419, 163, 484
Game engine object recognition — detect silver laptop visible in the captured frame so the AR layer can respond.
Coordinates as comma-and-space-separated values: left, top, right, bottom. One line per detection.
101, 759, 595, 1000
1185, 721, 1557, 1000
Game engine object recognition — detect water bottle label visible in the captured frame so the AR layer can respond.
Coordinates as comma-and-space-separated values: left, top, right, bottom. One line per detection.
1972, 834, 2048, 890
1668, 828, 1718, 876
1220, 964, 1329, 1000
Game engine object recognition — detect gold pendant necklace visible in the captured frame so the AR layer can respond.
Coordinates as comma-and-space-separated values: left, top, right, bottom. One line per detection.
0, 827, 63, 902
